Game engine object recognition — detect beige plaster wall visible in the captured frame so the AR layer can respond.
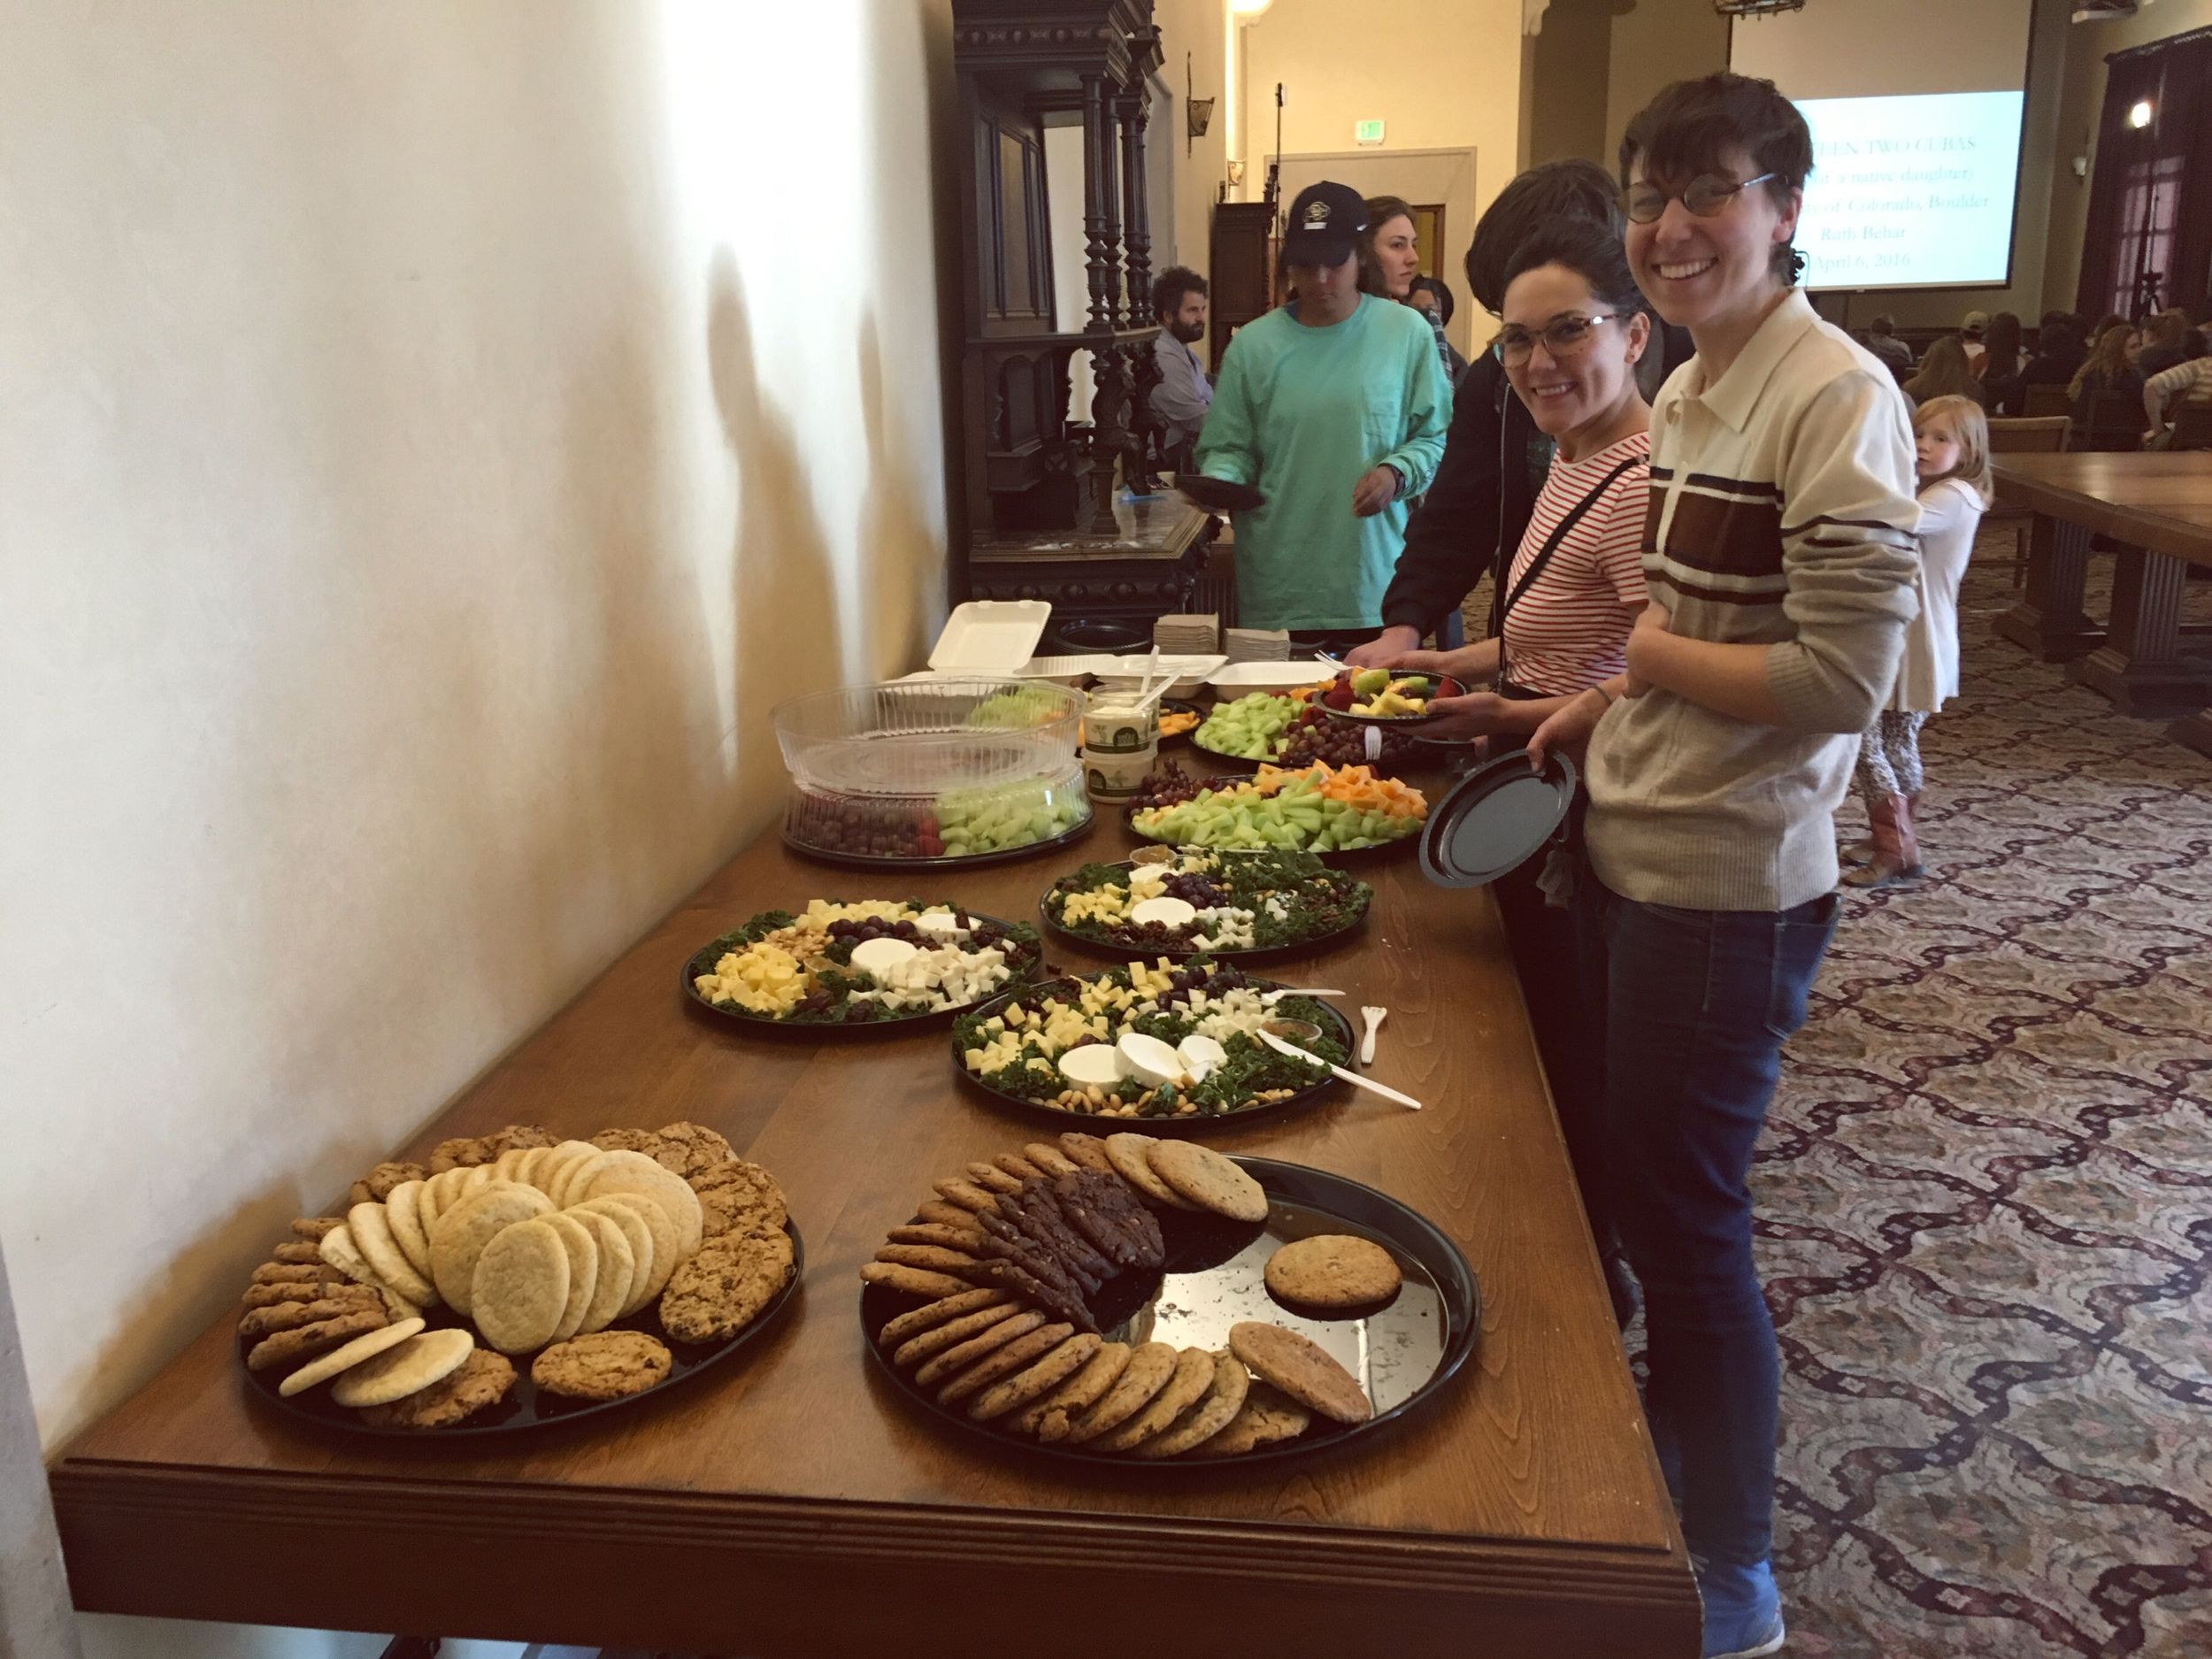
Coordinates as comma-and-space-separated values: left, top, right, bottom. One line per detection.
2040, 0, 2212, 320
1154, 0, 1232, 315
1605, 0, 1730, 171
0, 0, 950, 1468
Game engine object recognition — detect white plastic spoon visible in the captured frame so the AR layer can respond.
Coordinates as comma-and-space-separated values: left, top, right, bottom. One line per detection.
1258, 1028, 1422, 1110
1261, 987, 1346, 1001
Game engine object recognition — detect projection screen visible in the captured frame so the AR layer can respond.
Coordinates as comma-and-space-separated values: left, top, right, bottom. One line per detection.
1730, 0, 2035, 291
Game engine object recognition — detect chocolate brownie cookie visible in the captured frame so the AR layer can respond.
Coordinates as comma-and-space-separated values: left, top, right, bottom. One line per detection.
532, 1331, 672, 1401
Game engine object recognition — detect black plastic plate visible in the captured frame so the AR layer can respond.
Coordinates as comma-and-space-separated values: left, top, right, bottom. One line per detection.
860, 1157, 1479, 1468
1418, 749, 1578, 888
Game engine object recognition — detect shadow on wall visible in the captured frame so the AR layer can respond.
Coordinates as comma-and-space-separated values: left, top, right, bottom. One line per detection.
857, 311, 936, 680
707, 248, 843, 811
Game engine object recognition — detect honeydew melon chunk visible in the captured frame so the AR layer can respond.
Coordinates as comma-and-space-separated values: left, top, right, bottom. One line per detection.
1058, 1044, 1123, 1087
1115, 1033, 1186, 1089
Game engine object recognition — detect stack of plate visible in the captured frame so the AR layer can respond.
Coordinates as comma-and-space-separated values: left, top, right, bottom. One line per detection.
1225, 628, 1291, 664
1152, 614, 1219, 656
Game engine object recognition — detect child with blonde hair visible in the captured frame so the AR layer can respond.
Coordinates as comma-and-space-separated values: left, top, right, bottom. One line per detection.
1845, 393, 1990, 887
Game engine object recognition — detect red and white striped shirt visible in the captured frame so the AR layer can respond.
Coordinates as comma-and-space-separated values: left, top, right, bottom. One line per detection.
1500, 431, 1651, 696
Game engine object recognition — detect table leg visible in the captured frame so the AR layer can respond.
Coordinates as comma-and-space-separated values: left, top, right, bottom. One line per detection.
2068, 545, 2212, 717
1995, 512, 2101, 660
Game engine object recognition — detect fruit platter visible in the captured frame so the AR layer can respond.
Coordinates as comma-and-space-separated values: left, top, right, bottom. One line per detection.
783, 778, 1092, 868
953, 959, 1353, 1125
1039, 850, 1370, 961
1127, 762, 1428, 856
1314, 667, 1468, 724
686, 900, 1043, 1032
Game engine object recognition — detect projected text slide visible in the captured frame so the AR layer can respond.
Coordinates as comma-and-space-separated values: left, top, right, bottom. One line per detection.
1795, 91, 2024, 289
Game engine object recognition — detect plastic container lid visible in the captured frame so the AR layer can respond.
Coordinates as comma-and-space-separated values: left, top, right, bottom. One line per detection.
928, 600, 1053, 674
1417, 749, 1578, 888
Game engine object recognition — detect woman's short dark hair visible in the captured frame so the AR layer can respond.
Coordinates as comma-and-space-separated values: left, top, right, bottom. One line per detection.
1619, 73, 1813, 282
1151, 265, 1207, 322
1408, 274, 1455, 326
1500, 218, 1647, 322
1464, 159, 1619, 312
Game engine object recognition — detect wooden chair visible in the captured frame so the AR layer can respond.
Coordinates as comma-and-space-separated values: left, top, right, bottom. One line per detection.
1984, 417, 2070, 586
2071, 390, 2146, 452
2171, 402, 2212, 451
2022, 383, 2073, 419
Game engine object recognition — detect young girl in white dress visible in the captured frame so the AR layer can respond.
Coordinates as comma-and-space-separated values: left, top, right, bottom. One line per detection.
1845, 393, 1991, 888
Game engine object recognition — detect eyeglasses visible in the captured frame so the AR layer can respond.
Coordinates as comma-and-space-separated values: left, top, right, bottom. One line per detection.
1619, 172, 1778, 225
1492, 313, 1623, 368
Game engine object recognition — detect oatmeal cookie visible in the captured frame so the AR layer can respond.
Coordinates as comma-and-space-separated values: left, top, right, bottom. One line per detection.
532, 1331, 673, 1401
660, 1229, 793, 1343
649, 1121, 734, 1179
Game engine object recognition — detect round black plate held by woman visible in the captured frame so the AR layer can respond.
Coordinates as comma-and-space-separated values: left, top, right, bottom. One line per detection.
242, 1220, 803, 1440
1418, 748, 1578, 888
684, 910, 1044, 1039
858, 1156, 1479, 1468
952, 975, 1357, 1133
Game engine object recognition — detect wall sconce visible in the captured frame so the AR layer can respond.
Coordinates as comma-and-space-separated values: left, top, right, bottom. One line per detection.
1186, 53, 1212, 157
1228, 158, 1247, 187
2127, 99, 2154, 128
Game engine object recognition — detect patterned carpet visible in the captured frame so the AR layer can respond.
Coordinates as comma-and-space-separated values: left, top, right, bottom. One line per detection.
1749, 539, 2212, 1656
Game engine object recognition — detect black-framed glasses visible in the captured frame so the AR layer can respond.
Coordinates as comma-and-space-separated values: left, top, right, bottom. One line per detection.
1492, 313, 1623, 368
1619, 171, 1778, 225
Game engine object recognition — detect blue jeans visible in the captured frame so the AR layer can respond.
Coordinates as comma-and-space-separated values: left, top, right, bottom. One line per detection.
1575, 871, 1839, 1567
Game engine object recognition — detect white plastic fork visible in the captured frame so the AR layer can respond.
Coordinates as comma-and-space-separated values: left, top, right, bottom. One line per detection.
1360, 1005, 1387, 1065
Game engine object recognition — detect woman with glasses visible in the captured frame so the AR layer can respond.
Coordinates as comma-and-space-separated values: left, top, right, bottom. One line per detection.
1348, 162, 1694, 673
1382, 219, 1655, 1323
1526, 73, 1919, 1659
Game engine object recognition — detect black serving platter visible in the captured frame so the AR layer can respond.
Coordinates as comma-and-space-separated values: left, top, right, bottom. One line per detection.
1316, 673, 1471, 726
782, 811, 1096, 872
1036, 859, 1370, 964
859, 1158, 1478, 1467
684, 909, 1044, 1037
1155, 699, 1204, 749
242, 1221, 803, 1440
951, 973, 1356, 1132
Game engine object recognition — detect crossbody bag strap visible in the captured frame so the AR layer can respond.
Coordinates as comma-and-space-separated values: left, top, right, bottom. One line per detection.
1497, 454, 1641, 688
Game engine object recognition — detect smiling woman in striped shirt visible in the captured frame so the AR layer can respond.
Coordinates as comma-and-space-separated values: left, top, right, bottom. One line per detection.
1527, 75, 1920, 1659
1386, 218, 1652, 1310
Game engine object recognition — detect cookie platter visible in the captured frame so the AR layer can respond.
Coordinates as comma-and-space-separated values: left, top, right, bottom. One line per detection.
952, 960, 1356, 1128
235, 1122, 799, 1438
1038, 849, 1371, 963
684, 901, 1043, 1033
857, 1135, 1479, 1465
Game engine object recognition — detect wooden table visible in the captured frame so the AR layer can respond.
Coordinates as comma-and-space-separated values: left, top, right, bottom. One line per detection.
49, 776, 1697, 1656
1992, 452, 2212, 754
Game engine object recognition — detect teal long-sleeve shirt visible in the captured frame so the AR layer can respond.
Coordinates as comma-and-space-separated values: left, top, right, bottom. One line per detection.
1194, 295, 1452, 631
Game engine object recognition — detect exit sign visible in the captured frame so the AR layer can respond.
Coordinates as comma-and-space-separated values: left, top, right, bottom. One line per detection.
1355, 119, 1385, 146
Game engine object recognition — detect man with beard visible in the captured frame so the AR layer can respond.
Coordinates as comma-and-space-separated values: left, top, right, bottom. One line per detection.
1148, 266, 1211, 472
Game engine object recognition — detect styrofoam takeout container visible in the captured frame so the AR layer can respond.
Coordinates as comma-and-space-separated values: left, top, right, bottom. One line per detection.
1207, 660, 1334, 693
927, 601, 1053, 675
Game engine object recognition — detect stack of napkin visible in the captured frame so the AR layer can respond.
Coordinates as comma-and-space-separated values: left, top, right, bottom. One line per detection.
1224, 628, 1291, 663
1151, 614, 1219, 656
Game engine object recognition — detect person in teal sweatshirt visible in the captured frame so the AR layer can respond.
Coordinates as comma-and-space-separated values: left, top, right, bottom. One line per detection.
1193, 181, 1451, 639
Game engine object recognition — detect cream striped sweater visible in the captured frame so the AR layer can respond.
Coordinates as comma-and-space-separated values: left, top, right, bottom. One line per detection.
1584, 290, 1920, 911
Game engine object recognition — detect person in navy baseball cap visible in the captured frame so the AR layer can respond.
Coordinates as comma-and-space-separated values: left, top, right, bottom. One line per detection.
1280, 180, 1370, 270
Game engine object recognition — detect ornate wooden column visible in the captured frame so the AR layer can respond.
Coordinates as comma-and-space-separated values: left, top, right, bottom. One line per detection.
1083, 73, 1131, 530
1118, 82, 1162, 490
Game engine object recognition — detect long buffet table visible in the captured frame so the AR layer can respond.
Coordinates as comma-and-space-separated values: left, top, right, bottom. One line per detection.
50, 754, 1698, 1657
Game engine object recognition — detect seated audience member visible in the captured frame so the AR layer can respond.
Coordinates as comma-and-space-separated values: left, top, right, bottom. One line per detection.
2124, 327, 2147, 372
1863, 313, 1913, 377
1981, 311, 2024, 415
2018, 320, 2085, 391
2137, 309, 2193, 378
1407, 275, 1471, 388
2144, 348, 2212, 444
1148, 265, 1212, 472
1959, 311, 1988, 377
1901, 334, 1985, 407
2069, 321, 2142, 417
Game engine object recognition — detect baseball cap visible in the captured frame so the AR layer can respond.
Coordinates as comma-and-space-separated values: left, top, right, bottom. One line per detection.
1281, 181, 1368, 269
1961, 310, 1989, 334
